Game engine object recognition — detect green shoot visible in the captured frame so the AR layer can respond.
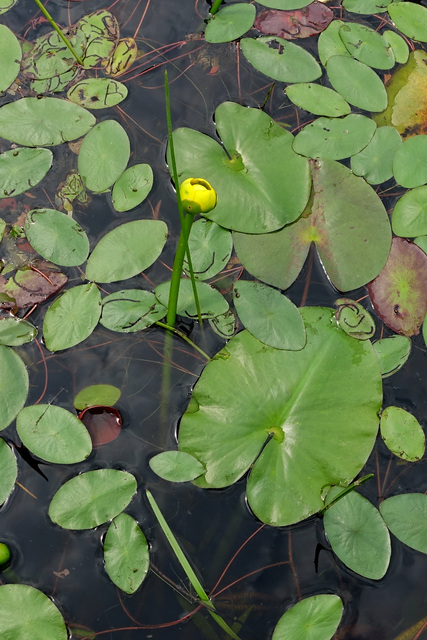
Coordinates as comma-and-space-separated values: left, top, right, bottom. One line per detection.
210, 0, 225, 15
146, 490, 241, 640
32, 0, 83, 65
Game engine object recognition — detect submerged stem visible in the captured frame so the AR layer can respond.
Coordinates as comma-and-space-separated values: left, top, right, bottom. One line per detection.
319, 474, 374, 516
32, 0, 83, 65
156, 321, 210, 361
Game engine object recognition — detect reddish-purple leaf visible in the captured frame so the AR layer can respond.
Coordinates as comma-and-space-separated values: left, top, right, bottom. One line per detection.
0, 261, 68, 309
254, 3, 333, 40
368, 237, 427, 336
78, 406, 122, 447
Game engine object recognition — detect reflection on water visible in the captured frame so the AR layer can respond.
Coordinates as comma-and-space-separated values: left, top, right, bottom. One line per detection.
0, 0, 426, 639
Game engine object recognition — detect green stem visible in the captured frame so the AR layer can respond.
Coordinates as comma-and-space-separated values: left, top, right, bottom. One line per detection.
210, 0, 224, 15
146, 490, 241, 640
318, 474, 374, 516
32, 0, 83, 64
164, 70, 203, 327
156, 321, 210, 361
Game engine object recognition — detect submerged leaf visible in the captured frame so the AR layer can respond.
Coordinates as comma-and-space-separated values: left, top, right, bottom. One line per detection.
179, 307, 382, 526
367, 237, 427, 336
272, 594, 343, 640
254, 3, 333, 40
78, 406, 122, 447
104, 514, 149, 594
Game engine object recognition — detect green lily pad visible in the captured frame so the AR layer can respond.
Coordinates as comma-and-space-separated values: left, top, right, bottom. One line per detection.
21, 29, 83, 85
76, 10, 119, 69
0, 147, 53, 198
104, 513, 149, 594
112, 164, 153, 212
318, 20, 351, 66
285, 83, 351, 118
49, 468, 137, 529
43, 283, 101, 351
25, 208, 89, 267
0, 25, 22, 93
415, 235, 427, 256
373, 335, 411, 377
74, 384, 121, 410
170, 102, 310, 233
179, 307, 382, 526
350, 126, 402, 185
256, 0, 311, 8
183, 219, 233, 281
380, 493, 427, 554
393, 135, 427, 187
0, 345, 28, 431
0, 584, 67, 640
0, 439, 17, 505
324, 487, 391, 579
0, 98, 95, 146
343, 0, 392, 13
326, 55, 388, 112
67, 78, 128, 109
367, 237, 427, 336
334, 298, 376, 340
292, 114, 376, 160
100, 289, 166, 331
209, 309, 237, 339
0, 317, 37, 346
16, 404, 92, 464
383, 30, 409, 64
78, 120, 130, 193
387, 2, 427, 43
380, 406, 425, 461
85, 220, 167, 283
205, 4, 256, 43
339, 22, 395, 69
149, 451, 205, 482
240, 36, 321, 83
234, 158, 391, 292
272, 594, 343, 640
392, 186, 427, 237
0, 0, 18, 14
233, 280, 306, 350
155, 279, 228, 319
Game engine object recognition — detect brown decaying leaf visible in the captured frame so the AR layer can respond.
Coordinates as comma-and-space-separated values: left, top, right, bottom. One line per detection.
254, 2, 333, 40
0, 260, 68, 309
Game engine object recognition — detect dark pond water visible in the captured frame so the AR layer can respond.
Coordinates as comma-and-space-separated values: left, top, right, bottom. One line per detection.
0, 1, 426, 639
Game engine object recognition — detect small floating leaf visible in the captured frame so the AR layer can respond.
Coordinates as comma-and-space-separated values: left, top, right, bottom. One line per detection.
380, 406, 425, 461
25, 208, 89, 267
0, 147, 53, 198
339, 22, 395, 69
0, 316, 37, 346
85, 220, 168, 283
387, 2, 427, 43
343, 0, 392, 13
183, 219, 233, 281
0, 25, 22, 93
393, 135, 427, 188
380, 494, 427, 554
351, 126, 402, 185
16, 404, 92, 464
0, 98, 95, 146
74, 384, 121, 410
78, 120, 130, 193
318, 20, 351, 66
149, 451, 205, 482
367, 237, 427, 336
67, 78, 128, 109
326, 55, 388, 112
272, 594, 343, 640
155, 279, 229, 319
0, 0, 18, 14
0, 345, 28, 431
205, 4, 256, 43
43, 283, 101, 351
209, 309, 237, 339
383, 30, 409, 64
105, 38, 138, 77
112, 164, 153, 212
254, 4, 333, 40
100, 289, 166, 331
233, 280, 306, 350
49, 469, 137, 529
324, 487, 391, 579
240, 36, 321, 83
392, 186, 427, 237
285, 83, 350, 117
0, 584, 67, 640
256, 0, 311, 8
373, 335, 411, 377
77, 10, 119, 69
104, 513, 149, 594
0, 439, 17, 505
292, 114, 376, 160
334, 298, 376, 340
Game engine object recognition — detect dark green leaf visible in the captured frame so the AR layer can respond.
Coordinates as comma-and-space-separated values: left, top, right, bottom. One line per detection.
0, 345, 28, 431
0, 439, 17, 505
0, 584, 67, 640
380, 493, 427, 553
272, 594, 343, 640
205, 4, 256, 43
149, 451, 205, 482
104, 513, 149, 594
74, 384, 121, 410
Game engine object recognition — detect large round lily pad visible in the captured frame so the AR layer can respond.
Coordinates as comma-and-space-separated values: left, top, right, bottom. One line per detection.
0, 584, 67, 640
169, 102, 310, 233
179, 307, 382, 526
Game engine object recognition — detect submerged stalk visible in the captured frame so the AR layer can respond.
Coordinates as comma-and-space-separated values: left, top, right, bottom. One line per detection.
32, 0, 83, 65
318, 473, 374, 516
164, 70, 203, 328
156, 321, 210, 361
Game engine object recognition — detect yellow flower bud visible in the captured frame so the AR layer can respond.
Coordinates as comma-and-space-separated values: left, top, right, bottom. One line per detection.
179, 178, 218, 215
